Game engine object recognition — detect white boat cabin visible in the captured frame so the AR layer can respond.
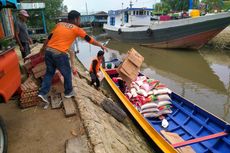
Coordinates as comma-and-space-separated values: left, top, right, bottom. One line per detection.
107, 8, 153, 27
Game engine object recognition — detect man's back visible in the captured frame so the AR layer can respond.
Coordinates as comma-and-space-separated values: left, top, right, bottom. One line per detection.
47, 22, 87, 53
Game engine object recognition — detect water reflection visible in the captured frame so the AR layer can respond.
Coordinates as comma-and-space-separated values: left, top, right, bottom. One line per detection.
200, 49, 230, 90
76, 38, 230, 123
200, 49, 230, 121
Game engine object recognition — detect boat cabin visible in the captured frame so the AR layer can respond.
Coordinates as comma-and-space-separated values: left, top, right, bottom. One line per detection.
107, 7, 153, 27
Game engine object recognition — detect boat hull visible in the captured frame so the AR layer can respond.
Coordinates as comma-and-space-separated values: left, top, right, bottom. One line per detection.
101, 68, 230, 152
104, 13, 230, 49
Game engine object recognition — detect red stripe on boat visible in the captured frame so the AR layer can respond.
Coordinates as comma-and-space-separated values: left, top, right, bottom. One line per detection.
172, 131, 228, 148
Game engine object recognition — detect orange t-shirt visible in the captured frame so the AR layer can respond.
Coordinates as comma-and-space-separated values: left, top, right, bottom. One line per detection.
47, 22, 94, 53
89, 58, 101, 74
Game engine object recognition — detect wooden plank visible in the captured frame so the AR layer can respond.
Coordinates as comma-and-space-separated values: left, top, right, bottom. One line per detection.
160, 130, 195, 153
50, 93, 63, 109
172, 131, 228, 148
63, 98, 76, 117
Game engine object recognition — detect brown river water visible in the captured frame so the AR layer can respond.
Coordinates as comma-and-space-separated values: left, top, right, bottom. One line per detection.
75, 35, 230, 124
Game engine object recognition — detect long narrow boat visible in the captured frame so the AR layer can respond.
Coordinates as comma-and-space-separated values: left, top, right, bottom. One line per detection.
101, 67, 230, 153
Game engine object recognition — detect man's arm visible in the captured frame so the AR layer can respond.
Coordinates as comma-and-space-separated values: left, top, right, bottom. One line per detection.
15, 31, 24, 51
91, 39, 107, 51
77, 28, 108, 51
75, 38, 79, 53
25, 26, 33, 45
14, 22, 24, 51
69, 49, 75, 68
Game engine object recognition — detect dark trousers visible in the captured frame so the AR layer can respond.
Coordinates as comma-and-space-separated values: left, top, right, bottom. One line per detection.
21, 42, 31, 58
90, 73, 100, 88
39, 51, 72, 95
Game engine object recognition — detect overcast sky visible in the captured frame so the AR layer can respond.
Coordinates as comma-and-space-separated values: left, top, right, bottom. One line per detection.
63, 0, 160, 14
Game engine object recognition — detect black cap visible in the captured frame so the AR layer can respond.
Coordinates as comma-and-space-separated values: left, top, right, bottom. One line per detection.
68, 10, 81, 21
97, 50, 104, 57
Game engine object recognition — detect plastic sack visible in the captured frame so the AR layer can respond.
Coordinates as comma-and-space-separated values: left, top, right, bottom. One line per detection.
153, 88, 172, 95
140, 108, 159, 114
158, 104, 172, 111
141, 102, 158, 110
143, 112, 160, 118
137, 89, 148, 97
160, 109, 172, 115
158, 101, 172, 107
157, 94, 171, 101
125, 92, 132, 99
130, 88, 138, 97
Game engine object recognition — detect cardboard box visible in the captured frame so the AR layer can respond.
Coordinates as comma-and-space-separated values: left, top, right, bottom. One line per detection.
117, 48, 144, 86
118, 59, 139, 81
127, 48, 144, 67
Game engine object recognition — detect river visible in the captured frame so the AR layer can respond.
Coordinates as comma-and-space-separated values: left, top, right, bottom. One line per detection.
75, 32, 230, 124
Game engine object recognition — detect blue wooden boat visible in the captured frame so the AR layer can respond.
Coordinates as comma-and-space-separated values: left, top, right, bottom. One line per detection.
101, 68, 230, 153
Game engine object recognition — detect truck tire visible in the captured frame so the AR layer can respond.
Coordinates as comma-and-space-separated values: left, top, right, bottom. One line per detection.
101, 98, 127, 122
0, 116, 7, 153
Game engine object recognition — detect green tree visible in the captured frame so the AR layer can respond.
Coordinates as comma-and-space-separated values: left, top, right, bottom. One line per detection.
154, 2, 171, 14
201, 0, 224, 12
44, 0, 65, 32
22, 0, 67, 32
223, 0, 230, 10
154, 0, 200, 13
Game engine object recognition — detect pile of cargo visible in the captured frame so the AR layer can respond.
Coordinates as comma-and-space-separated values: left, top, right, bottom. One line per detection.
24, 51, 46, 78
124, 76, 173, 118
117, 48, 144, 86
24, 51, 60, 83
113, 48, 173, 119
20, 77, 42, 108
19, 47, 62, 108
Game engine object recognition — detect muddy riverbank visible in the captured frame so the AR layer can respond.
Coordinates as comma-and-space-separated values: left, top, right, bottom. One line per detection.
208, 26, 230, 50
0, 44, 155, 153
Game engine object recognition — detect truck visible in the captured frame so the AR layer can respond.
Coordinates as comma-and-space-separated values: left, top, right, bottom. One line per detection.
0, 1, 21, 153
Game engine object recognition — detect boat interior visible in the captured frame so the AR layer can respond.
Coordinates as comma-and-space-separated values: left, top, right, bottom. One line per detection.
105, 68, 230, 152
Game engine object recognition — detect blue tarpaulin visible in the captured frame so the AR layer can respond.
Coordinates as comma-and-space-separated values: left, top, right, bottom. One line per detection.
0, 0, 7, 6
0, 0, 19, 8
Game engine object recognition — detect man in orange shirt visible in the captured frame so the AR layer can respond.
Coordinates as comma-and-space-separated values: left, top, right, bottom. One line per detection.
89, 50, 104, 89
38, 10, 107, 104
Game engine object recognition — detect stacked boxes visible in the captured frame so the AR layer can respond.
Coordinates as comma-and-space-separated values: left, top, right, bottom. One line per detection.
19, 47, 64, 109
24, 52, 45, 73
117, 48, 144, 86
20, 77, 42, 108
24, 52, 61, 83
